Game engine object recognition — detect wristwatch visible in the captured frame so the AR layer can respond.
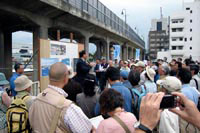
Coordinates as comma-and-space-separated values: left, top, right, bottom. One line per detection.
134, 121, 152, 133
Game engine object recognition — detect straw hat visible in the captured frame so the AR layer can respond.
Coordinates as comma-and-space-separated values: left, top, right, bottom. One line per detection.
0, 73, 9, 86
146, 66, 156, 82
14, 75, 33, 92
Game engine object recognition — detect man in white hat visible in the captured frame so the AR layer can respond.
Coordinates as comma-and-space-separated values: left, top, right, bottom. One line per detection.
133, 61, 145, 73
143, 67, 157, 93
133, 61, 146, 85
14, 75, 36, 110
157, 76, 181, 133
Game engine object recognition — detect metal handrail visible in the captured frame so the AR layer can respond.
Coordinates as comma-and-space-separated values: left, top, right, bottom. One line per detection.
67, 0, 145, 48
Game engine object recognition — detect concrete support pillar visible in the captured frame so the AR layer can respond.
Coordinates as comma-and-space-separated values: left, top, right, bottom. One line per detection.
122, 44, 128, 61
33, 26, 48, 81
0, 31, 12, 79
106, 39, 110, 61
84, 36, 90, 54
102, 42, 106, 58
70, 33, 73, 43
57, 30, 60, 41
128, 47, 130, 60
0, 30, 5, 74
120, 44, 123, 60
130, 47, 134, 59
133, 48, 136, 59
96, 42, 101, 59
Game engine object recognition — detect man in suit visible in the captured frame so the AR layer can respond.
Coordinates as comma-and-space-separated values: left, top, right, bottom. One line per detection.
73, 50, 91, 87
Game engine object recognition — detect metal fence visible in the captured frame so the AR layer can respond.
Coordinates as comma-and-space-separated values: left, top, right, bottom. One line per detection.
64, 0, 145, 48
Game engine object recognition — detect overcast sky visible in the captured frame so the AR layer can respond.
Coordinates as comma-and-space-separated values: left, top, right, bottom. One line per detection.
99, 0, 193, 47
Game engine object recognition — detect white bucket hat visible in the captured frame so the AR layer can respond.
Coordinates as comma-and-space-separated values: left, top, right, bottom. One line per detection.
157, 76, 182, 93
133, 61, 145, 68
14, 75, 33, 92
146, 66, 156, 82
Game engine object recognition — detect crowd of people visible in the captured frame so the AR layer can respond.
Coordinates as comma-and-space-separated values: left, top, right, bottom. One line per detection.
1, 50, 200, 133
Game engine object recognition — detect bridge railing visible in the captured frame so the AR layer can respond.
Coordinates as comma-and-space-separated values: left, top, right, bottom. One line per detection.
65, 0, 145, 48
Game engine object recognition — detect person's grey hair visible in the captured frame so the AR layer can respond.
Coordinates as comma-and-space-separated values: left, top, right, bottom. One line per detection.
49, 62, 68, 82
162, 63, 170, 75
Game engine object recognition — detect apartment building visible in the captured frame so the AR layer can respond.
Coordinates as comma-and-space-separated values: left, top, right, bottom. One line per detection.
148, 17, 169, 60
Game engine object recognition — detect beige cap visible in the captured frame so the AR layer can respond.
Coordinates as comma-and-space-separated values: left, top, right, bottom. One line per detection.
146, 66, 156, 82
14, 75, 33, 92
133, 61, 145, 68
157, 76, 182, 93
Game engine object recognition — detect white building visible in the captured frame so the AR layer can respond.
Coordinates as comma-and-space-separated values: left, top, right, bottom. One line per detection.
158, 0, 200, 62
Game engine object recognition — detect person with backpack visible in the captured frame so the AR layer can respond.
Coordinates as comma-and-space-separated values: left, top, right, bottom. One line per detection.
0, 73, 11, 133
6, 75, 35, 133
29, 62, 94, 133
128, 70, 147, 120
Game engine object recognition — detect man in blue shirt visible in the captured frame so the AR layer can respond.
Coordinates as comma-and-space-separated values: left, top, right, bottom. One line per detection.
10, 63, 24, 96
177, 68, 200, 105
95, 67, 132, 115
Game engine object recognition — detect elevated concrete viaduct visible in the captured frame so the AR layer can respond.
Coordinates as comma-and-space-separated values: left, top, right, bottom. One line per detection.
0, 0, 145, 80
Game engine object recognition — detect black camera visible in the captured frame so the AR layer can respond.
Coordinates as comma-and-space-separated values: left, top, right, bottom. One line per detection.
160, 95, 178, 109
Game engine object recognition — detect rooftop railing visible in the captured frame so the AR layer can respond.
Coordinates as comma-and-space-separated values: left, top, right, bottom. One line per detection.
63, 0, 145, 48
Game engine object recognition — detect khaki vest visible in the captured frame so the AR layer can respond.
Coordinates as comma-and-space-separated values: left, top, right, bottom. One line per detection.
29, 88, 72, 133
179, 117, 200, 133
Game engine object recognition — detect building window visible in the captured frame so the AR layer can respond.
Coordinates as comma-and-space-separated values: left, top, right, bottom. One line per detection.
177, 28, 183, 32
190, 10, 193, 13
178, 46, 183, 50
190, 47, 192, 50
190, 37, 192, 41
172, 28, 176, 32
185, 38, 187, 42
172, 20, 178, 23
186, 7, 190, 10
190, 29, 192, 32
172, 38, 176, 41
157, 22, 162, 31
172, 46, 176, 50
190, 19, 192, 23
180, 37, 183, 41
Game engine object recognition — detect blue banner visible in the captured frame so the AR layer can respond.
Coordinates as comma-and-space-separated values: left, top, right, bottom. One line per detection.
113, 45, 121, 60
135, 49, 140, 60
